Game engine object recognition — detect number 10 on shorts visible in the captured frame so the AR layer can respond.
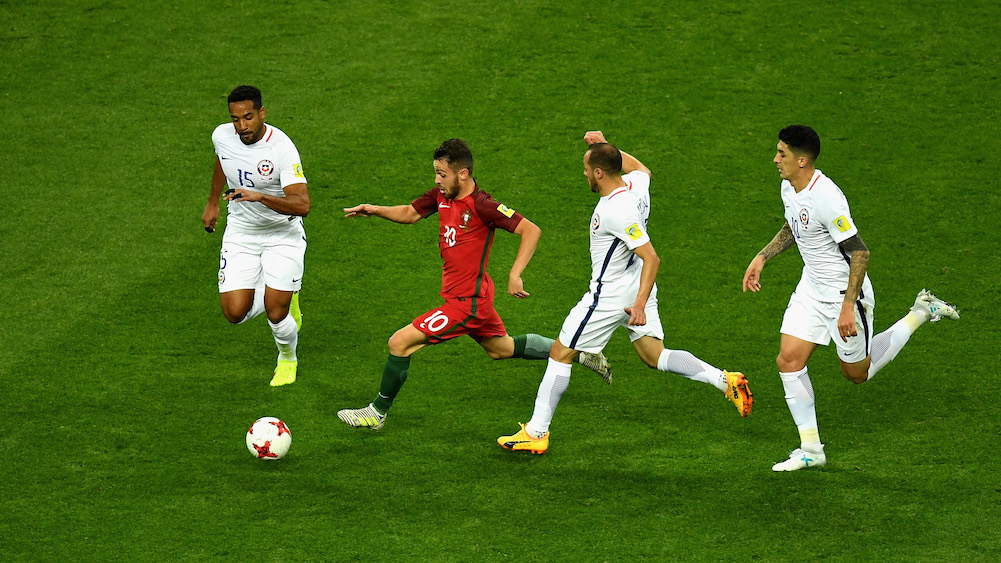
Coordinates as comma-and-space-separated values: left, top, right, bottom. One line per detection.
420, 310, 450, 333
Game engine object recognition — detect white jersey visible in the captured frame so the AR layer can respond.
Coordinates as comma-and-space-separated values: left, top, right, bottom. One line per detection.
586, 170, 652, 307
212, 123, 307, 233
781, 169, 872, 303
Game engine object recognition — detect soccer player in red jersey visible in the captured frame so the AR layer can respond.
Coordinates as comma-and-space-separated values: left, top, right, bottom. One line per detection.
337, 139, 610, 430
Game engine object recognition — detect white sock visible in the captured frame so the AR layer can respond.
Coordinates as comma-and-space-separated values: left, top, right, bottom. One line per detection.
780, 367, 823, 452
867, 311, 925, 380
269, 313, 298, 361
526, 358, 572, 437
658, 349, 727, 392
238, 287, 266, 324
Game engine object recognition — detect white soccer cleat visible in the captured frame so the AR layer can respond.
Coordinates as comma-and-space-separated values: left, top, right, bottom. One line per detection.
772, 447, 827, 472
577, 351, 612, 384
912, 289, 960, 322
337, 403, 386, 431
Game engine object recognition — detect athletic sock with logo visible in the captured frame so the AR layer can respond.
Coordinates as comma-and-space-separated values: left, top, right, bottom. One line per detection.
526, 358, 572, 437
511, 334, 556, 359
867, 310, 925, 380
373, 354, 411, 414
658, 349, 728, 392
780, 367, 823, 452
269, 313, 298, 361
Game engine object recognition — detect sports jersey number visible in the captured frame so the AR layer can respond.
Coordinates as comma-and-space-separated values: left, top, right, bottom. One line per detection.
443, 226, 456, 247
421, 311, 450, 333
237, 169, 255, 188
790, 219, 800, 240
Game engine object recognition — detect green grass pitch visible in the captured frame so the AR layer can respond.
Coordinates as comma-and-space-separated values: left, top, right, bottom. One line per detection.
2, 0, 999, 560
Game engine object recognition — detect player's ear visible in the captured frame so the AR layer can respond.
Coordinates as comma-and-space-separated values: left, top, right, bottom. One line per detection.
259, 106, 266, 121
459, 168, 469, 181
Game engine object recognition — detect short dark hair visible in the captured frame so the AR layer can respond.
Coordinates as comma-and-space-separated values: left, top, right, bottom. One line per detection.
434, 138, 474, 175
586, 143, 623, 175
228, 85, 262, 109
779, 125, 821, 161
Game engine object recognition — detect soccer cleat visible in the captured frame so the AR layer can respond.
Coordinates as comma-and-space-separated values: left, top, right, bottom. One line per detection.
577, 351, 612, 384
498, 423, 549, 454
912, 289, 960, 323
772, 447, 827, 472
724, 370, 753, 417
290, 291, 303, 331
270, 359, 297, 387
337, 403, 386, 431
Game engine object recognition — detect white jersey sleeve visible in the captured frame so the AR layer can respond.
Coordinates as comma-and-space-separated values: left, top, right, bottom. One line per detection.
600, 190, 650, 251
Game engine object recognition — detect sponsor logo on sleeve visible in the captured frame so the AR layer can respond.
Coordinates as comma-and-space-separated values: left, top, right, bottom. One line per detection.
625, 223, 644, 240
497, 203, 515, 218
293, 164, 305, 178
834, 215, 852, 233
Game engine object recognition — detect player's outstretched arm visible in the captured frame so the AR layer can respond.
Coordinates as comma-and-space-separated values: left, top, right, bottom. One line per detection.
343, 203, 421, 224
507, 218, 542, 299
583, 130, 651, 177
743, 222, 796, 293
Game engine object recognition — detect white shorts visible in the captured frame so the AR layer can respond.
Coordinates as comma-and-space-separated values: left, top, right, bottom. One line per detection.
558, 285, 664, 353
780, 290, 875, 363
218, 222, 306, 293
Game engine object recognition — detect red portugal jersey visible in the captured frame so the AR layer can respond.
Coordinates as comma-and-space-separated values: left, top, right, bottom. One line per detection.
411, 184, 525, 302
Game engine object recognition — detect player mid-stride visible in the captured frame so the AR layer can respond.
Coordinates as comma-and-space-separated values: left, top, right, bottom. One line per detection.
336, 139, 611, 432
742, 125, 959, 471
202, 85, 309, 387
498, 131, 752, 455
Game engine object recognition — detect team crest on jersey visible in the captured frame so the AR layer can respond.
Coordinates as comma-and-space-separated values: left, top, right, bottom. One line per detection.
257, 160, 274, 177
497, 204, 515, 218
799, 208, 810, 226
625, 223, 644, 241
459, 209, 472, 230
591, 213, 600, 232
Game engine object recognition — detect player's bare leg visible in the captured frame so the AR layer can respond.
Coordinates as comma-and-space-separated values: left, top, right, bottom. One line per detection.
220, 288, 259, 324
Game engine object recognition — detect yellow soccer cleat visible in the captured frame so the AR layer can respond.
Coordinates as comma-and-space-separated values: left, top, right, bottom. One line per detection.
724, 370, 752, 417
290, 291, 303, 331
498, 423, 549, 454
270, 359, 298, 387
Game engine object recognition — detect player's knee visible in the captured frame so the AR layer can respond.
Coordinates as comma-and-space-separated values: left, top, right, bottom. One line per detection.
486, 349, 506, 360
776, 352, 803, 373
841, 365, 868, 384
221, 307, 246, 324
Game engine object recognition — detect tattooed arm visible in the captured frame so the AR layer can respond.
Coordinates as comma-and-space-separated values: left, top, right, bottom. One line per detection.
742, 222, 796, 293
836, 234, 870, 341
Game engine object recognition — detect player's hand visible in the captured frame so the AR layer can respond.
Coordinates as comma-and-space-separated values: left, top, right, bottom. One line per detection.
838, 302, 857, 342
742, 255, 765, 293
344, 204, 374, 218
624, 305, 647, 326
583, 130, 607, 144
202, 202, 219, 233
508, 276, 530, 299
224, 188, 262, 202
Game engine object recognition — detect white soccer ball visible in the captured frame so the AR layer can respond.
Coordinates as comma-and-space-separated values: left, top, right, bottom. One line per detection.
246, 417, 292, 460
